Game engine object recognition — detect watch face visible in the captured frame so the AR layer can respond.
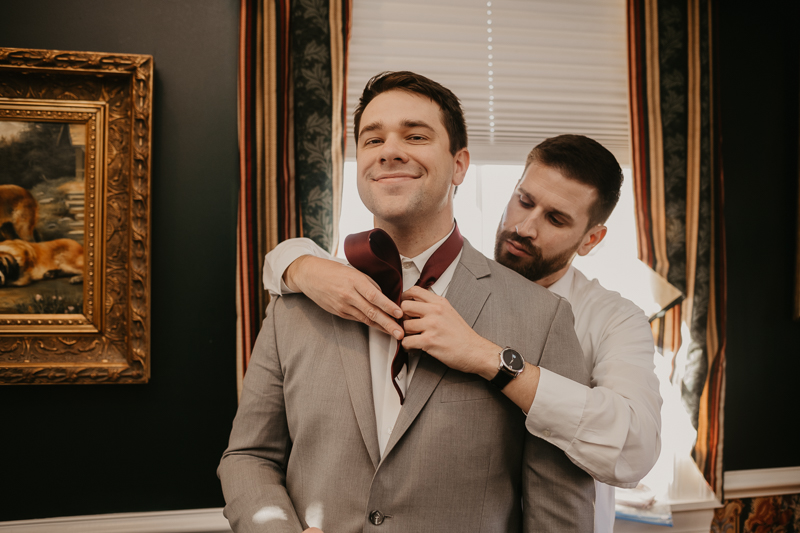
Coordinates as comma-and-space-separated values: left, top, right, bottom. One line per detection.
502, 348, 524, 372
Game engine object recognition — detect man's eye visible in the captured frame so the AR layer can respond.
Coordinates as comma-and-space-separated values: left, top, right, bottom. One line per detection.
549, 215, 564, 227
518, 195, 533, 208
408, 135, 425, 141
364, 138, 382, 145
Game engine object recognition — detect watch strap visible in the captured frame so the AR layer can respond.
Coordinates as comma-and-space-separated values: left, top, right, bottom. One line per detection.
489, 367, 516, 390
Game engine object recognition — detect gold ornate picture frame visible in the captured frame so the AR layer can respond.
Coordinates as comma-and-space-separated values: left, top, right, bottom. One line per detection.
0, 48, 153, 384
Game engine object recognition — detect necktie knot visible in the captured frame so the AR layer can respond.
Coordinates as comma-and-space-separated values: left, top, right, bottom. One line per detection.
344, 224, 464, 404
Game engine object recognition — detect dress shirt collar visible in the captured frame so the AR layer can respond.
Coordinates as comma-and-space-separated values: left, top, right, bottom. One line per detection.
399, 223, 461, 296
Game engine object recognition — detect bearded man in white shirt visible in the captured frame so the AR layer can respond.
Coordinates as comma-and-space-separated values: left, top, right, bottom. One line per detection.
264, 133, 663, 533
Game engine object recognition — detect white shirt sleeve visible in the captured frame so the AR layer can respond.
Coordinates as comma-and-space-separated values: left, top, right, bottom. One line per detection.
526, 298, 662, 488
262, 238, 339, 296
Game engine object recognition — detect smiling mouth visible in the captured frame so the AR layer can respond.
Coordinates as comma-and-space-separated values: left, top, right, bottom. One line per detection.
374, 174, 419, 182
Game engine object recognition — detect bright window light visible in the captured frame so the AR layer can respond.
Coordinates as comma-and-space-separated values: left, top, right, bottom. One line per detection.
338, 162, 645, 298
335, 161, 704, 511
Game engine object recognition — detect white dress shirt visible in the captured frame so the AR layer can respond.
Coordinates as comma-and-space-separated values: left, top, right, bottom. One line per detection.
266, 231, 461, 458
536, 265, 662, 532
263, 239, 662, 533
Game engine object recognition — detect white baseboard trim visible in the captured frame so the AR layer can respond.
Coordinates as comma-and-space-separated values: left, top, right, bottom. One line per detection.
0, 508, 231, 533
724, 466, 800, 499
0, 502, 725, 533
0, 504, 718, 533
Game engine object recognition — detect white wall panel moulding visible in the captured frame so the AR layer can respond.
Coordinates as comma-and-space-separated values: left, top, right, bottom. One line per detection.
1, 504, 722, 533
0, 508, 231, 533
724, 466, 800, 499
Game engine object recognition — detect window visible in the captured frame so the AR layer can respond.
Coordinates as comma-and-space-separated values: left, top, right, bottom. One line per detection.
339, 0, 717, 525
346, 0, 630, 165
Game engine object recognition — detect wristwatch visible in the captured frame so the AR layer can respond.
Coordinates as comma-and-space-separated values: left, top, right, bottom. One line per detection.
489, 347, 525, 390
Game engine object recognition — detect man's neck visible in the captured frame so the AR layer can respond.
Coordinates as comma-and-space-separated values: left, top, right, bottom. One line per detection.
375, 218, 455, 258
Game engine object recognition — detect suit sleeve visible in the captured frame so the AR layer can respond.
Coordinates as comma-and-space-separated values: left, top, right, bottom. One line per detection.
217, 298, 304, 533
522, 297, 595, 532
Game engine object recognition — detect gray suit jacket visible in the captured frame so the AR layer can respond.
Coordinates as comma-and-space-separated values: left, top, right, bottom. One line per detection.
219, 240, 595, 532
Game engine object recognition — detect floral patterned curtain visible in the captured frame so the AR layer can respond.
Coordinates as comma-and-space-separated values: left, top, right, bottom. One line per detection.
627, 0, 727, 495
713, 495, 800, 532
237, 0, 350, 393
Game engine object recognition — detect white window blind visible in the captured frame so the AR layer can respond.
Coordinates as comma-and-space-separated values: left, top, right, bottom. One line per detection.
346, 0, 630, 165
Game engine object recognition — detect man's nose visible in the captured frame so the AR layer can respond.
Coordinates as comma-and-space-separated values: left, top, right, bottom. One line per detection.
514, 215, 539, 240
380, 136, 407, 163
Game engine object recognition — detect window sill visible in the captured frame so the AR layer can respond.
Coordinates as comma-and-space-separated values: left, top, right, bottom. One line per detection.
615, 453, 722, 532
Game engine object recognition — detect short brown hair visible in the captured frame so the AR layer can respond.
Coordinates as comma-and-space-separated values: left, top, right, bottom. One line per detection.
353, 71, 468, 155
525, 135, 623, 228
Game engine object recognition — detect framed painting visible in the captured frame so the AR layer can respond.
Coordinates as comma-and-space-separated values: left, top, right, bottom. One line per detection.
0, 48, 153, 384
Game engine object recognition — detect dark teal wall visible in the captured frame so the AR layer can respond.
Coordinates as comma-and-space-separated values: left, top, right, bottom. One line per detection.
0, 0, 240, 520
720, 0, 800, 471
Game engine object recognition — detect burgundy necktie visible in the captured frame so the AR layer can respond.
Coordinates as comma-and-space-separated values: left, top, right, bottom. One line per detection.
344, 224, 464, 404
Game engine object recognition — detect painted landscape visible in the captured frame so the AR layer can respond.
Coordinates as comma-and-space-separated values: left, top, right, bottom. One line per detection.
0, 120, 86, 314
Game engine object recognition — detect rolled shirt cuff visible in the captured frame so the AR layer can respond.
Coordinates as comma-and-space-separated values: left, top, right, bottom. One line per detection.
525, 366, 588, 451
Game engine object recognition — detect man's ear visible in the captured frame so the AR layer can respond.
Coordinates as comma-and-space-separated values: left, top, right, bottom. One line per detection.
576, 225, 607, 257
452, 148, 470, 186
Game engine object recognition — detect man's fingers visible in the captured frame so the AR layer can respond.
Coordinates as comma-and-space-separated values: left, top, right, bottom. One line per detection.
348, 304, 404, 340
358, 280, 403, 319
400, 333, 425, 351
363, 305, 404, 339
343, 309, 376, 329
401, 286, 437, 302
400, 299, 429, 318
402, 317, 426, 335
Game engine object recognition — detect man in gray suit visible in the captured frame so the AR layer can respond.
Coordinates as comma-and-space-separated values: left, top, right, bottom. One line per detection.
219, 71, 594, 532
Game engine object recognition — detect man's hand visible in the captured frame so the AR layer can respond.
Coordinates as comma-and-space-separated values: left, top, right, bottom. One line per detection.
400, 286, 500, 378
401, 286, 542, 412
284, 255, 404, 339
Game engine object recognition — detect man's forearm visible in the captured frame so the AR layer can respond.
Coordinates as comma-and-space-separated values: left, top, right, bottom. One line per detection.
471, 342, 541, 414
263, 237, 333, 295
283, 254, 311, 292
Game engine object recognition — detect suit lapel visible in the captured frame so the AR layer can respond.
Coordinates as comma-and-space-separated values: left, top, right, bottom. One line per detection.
441, 240, 492, 330
333, 318, 381, 469
382, 240, 492, 458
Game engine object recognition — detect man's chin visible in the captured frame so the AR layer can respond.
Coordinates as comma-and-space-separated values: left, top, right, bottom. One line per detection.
366, 201, 412, 221
496, 250, 532, 272
495, 249, 549, 283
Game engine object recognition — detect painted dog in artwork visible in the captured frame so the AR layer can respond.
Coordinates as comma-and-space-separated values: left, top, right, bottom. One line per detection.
0, 238, 84, 287
0, 184, 38, 242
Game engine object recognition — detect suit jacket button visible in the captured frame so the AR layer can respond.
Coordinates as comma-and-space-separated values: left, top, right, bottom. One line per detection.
369, 510, 385, 525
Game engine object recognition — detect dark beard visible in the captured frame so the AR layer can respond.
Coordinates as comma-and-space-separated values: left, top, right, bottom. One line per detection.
493, 229, 578, 283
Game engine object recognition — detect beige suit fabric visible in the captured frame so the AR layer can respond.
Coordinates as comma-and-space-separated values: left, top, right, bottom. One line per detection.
219, 240, 595, 532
